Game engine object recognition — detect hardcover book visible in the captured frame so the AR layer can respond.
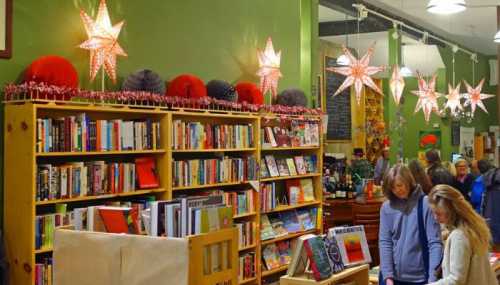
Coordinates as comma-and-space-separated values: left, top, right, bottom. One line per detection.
287, 234, 316, 276
328, 225, 372, 267
265, 155, 280, 177
135, 157, 159, 189
303, 235, 332, 281
276, 158, 290, 176
98, 206, 140, 234
280, 211, 301, 233
262, 244, 281, 270
300, 179, 315, 202
260, 214, 276, 240
286, 158, 298, 176
294, 156, 307, 175
285, 179, 303, 205
269, 214, 288, 237
322, 235, 345, 273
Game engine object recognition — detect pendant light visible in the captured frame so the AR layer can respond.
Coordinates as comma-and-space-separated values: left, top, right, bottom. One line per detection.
427, 0, 466, 15
337, 13, 350, 66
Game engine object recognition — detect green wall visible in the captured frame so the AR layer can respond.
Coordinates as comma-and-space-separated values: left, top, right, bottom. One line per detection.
0, 0, 316, 224
385, 30, 497, 163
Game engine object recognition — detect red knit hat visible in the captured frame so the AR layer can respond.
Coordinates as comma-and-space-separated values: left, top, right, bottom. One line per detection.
166, 74, 207, 98
24, 55, 79, 88
235, 82, 264, 105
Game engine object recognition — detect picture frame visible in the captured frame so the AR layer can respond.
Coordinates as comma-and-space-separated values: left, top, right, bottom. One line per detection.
0, 0, 12, 59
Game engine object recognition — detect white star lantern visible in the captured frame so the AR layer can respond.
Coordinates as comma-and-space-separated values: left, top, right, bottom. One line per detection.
412, 73, 443, 123
389, 65, 405, 105
463, 79, 495, 117
79, 0, 127, 84
444, 83, 463, 116
256, 37, 282, 102
326, 43, 384, 105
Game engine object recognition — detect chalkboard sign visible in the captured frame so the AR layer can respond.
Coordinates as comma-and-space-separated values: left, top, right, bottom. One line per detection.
324, 56, 352, 141
451, 121, 460, 146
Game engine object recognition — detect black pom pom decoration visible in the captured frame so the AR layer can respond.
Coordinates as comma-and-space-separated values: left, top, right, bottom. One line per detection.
206, 80, 238, 102
122, 69, 165, 94
276, 88, 307, 107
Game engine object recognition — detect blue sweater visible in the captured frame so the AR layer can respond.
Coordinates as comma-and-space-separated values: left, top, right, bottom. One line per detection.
379, 186, 443, 283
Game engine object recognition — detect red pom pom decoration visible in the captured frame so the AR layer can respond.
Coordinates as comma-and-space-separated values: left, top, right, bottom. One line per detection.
24, 55, 79, 88
235, 82, 264, 105
166, 74, 207, 99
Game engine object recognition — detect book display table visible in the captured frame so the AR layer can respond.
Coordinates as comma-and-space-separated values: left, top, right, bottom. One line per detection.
280, 264, 369, 285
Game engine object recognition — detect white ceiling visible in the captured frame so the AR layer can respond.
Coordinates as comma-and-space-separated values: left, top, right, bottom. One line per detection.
319, 1, 500, 55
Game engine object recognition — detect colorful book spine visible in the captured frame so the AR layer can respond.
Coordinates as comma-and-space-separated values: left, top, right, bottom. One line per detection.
238, 252, 256, 281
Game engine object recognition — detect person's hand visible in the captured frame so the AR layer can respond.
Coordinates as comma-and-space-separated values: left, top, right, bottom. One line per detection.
385, 278, 394, 285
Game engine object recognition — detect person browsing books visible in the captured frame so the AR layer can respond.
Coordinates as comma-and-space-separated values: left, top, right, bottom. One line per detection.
427, 184, 497, 285
379, 164, 443, 285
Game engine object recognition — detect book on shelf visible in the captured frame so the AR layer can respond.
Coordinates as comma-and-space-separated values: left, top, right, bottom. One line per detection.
269, 214, 289, 237
281, 210, 302, 233
294, 156, 307, 175
286, 179, 304, 205
35, 258, 52, 285
286, 158, 298, 176
235, 221, 254, 248
300, 178, 315, 202
297, 208, 315, 231
135, 157, 160, 189
223, 189, 254, 216
173, 156, 257, 187
328, 225, 372, 267
274, 126, 291, 147
98, 206, 140, 234
260, 214, 276, 241
303, 235, 333, 281
303, 155, 318, 173
261, 120, 320, 149
287, 234, 316, 277
260, 160, 270, 178
277, 240, 293, 265
36, 115, 160, 153
265, 155, 279, 177
276, 159, 290, 176
239, 252, 256, 281
172, 120, 254, 150
262, 243, 281, 270
264, 127, 278, 147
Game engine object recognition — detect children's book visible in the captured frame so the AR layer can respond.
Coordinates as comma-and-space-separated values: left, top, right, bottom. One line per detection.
328, 225, 372, 267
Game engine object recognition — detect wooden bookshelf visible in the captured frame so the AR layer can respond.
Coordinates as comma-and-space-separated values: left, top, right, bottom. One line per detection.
4, 102, 323, 285
261, 265, 289, 277
262, 201, 321, 214
261, 229, 317, 246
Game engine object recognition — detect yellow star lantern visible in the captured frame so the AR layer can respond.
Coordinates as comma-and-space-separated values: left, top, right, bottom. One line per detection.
257, 37, 282, 102
79, 0, 127, 85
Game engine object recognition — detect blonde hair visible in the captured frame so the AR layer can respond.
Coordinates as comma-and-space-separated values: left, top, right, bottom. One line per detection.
428, 184, 491, 255
383, 164, 416, 201
442, 161, 457, 176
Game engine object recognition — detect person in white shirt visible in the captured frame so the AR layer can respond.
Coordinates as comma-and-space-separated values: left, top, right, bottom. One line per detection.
427, 184, 497, 285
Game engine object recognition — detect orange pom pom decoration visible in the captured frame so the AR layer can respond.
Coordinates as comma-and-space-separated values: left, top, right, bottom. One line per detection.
235, 82, 264, 105
24, 55, 79, 88
166, 74, 207, 99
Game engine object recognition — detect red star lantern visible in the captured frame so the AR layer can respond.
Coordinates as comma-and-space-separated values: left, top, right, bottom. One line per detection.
256, 37, 282, 102
79, 0, 127, 84
463, 79, 494, 117
444, 83, 463, 116
326, 43, 384, 105
389, 65, 405, 105
411, 72, 443, 123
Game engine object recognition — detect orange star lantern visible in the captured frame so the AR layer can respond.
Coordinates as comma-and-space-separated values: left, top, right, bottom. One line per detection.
326, 43, 384, 105
389, 65, 405, 105
79, 0, 127, 85
256, 37, 282, 102
463, 79, 495, 117
411, 72, 443, 123
444, 83, 463, 116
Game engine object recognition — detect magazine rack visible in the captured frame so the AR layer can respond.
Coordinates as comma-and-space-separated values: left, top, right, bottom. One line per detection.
280, 264, 369, 285
53, 227, 238, 285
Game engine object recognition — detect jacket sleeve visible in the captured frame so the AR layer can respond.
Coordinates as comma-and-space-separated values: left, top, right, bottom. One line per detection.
424, 197, 443, 282
429, 232, 471, 285
379, 203, 394, 280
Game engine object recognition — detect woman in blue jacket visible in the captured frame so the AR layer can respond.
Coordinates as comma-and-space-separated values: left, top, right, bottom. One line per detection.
379, 164, 443, 285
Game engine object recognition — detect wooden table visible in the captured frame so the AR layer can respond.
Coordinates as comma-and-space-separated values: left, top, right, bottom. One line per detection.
280, 264, 369, 285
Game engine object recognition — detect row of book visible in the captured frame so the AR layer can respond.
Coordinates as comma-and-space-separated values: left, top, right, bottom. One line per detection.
287, 226, 371, 281
261, 155, 317, 178
172, 157, 257, 187
260, 209, 317, 241
148, 194, 232, 237
261, 121, 319, 148
35, 258, 52, 285
239, 252, 256, 281
172, 120, 254, 150
235, 221, 254, 249
262, 240, 294, 271
36, 158, 159, 201
224, 190, 254, 216
260, 179, 315, 212
37, 114, 161, 153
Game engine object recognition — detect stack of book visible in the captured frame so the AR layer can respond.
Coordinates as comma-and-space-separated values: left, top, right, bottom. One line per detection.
172, 120, 254, 150
261, 155, 317, 178
260, 209, 317, 241
239, 252, 256, 281
37, 114, 161, 152
261, 121, 320, 148
173, 156, 257, 187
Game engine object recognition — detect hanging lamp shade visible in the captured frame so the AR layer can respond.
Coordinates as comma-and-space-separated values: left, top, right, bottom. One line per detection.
494, 30, 500, 43
400, 66, 413, 77
336, 54, 350, 66
427, 0, 466, 14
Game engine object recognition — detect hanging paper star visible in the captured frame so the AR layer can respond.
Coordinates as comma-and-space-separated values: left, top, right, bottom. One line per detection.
256, 37, 282, 102
326, 43, 384, 105
462, 79, 494, 117
444, 83, 463, 116
411, 72, 443, 123
389, 65, 405, 105
79, 0, 127, 84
